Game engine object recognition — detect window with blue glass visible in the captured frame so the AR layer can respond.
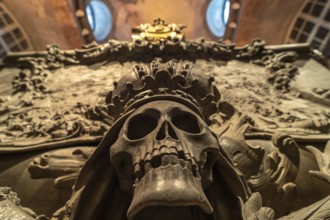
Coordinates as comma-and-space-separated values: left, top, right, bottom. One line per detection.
86, 0, 112, 42
206, 0, 230, 37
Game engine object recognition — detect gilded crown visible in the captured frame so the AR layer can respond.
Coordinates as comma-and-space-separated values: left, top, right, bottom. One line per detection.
105, 59, 221, 123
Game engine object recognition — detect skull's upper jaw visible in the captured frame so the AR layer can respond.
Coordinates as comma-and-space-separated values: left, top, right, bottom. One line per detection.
127, 161, 213, 220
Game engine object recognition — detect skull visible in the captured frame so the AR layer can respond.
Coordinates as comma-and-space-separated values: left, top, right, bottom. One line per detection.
110, 100, 220, 219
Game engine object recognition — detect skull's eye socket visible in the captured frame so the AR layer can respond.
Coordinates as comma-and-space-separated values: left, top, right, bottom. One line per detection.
171, 109, 201, 134
126, 110, 159, 140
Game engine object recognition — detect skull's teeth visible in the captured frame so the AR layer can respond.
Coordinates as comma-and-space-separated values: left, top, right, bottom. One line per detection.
159, 146, 170, 155
152, 149, 159, 157
176, 144, 183, 152
161, 155, 178, 166
192, 165, 199, 177
144, 162, 152, 172
134, 163, 143, 179
169, 155, 179, 165
134, 148, 202, 180
179, 159, 186, 168
169, 147, 178, 155
186, 160, 192, 170
145, 153, 152, 162
184, 153, 198, 169
147, 146, 179, 163
161, 155, 170, 166
185, 153, 192, 161
192, 160, 200, 177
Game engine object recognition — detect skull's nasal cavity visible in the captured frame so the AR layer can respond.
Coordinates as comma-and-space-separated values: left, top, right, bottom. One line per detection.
155, 121, 178, 141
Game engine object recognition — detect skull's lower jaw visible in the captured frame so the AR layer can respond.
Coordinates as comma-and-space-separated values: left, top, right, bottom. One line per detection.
127, 163, 213, 220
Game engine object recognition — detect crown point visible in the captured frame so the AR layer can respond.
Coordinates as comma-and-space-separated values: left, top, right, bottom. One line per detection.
151, 63, 160, 75
208, 77, 215, 84
167, 61, 176, 74
192, 79, 199, 85
180, 64, 191, 76
180, 71, 187, 77
134, 65, 146, 78
183, 63, 190, 69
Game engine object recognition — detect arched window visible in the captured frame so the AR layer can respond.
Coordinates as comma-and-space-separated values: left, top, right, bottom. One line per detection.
86, 0, 112, 42
287, 0, 330, 60
0, 3, 32, 58
206, 0, 231, 37
74, 0, 113, 43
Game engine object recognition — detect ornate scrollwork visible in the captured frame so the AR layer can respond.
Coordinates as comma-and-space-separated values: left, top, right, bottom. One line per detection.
106, 59, 220, 122
28, 147, 94, 189
217, 114, 265, 177
248, 133, 300, 197
0, 20, 329, 220
4, 37, 300, 94
0, 187, 46, 219
239, 193, 274, 220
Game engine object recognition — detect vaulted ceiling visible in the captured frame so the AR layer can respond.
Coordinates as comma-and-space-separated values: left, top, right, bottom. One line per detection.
0, 0, 328, 64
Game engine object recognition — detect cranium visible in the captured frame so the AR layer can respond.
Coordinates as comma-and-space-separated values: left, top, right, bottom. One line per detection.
110, 100, 220, 219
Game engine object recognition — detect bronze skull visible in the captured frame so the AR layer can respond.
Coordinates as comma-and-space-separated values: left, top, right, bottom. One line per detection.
110, 100, 220, 219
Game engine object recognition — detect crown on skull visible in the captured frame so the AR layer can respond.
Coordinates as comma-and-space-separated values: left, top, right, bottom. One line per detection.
106, 59, 221, 123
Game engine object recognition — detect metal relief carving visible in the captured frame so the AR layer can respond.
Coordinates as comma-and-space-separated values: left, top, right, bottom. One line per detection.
131, 18, 186, 46
0, 20, 329, 220
0, 187, 45, 219
111, 100, 219, 218
307, 141, 330, 184
28, 147, 94, 189
240, 193, 275, 220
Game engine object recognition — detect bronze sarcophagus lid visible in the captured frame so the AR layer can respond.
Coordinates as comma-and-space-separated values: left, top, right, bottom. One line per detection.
0, 20, 330, 220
